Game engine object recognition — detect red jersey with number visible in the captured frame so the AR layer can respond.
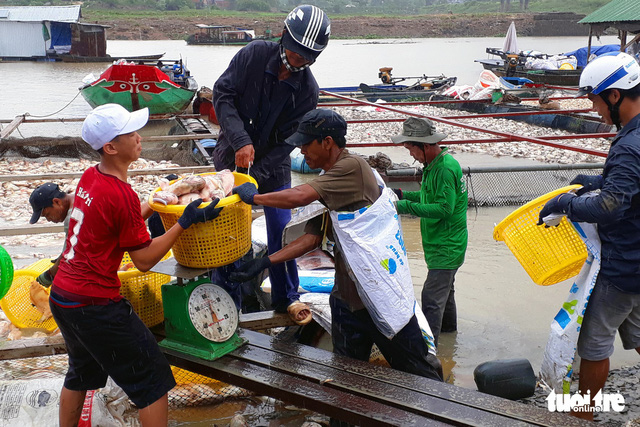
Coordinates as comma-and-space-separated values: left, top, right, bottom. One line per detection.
54, 166, 151, 299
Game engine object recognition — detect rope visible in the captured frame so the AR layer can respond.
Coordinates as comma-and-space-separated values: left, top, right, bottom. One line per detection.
23, 91, 83, 119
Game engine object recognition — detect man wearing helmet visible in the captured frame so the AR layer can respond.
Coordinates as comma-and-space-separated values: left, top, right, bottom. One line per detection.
212, 5, 330, 324
538, 52, 640, 420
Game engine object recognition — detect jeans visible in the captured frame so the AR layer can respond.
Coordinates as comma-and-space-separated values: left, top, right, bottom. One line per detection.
263, 182, 300, 312
330, 295, 443, 382
422, 268, 458, 346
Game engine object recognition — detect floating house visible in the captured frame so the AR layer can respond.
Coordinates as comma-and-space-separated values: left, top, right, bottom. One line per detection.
0, 5, 108, 60
579, 0, 640, 59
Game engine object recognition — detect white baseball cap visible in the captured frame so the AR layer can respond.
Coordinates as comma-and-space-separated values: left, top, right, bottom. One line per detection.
81, 104, 149, 150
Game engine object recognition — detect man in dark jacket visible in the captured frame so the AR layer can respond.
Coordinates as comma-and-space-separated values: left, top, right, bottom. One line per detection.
212, 5, 330, 324
538, 52, 640, 420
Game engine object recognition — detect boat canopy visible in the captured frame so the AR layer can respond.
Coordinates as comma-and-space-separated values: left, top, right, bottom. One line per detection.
562, 44, 621, 67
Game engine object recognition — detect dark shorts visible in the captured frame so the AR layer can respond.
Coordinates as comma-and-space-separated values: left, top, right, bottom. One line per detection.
50, 297, 176, 408
577, 275, 640, 361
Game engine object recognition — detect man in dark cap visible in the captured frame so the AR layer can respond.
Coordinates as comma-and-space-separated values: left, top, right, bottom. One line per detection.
230, 109, 443, 381
392, 117, 468, 347
212, 5, 331, 324
29, 182, 74, 286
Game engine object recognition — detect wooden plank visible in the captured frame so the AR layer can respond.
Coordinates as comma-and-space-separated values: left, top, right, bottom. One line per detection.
230, 338, 532, 426
241, 330, 591, 427
164, 349, 449, 427
0, 116, 25, 140
238, 311, 296, 330
0, 224, 64, 237
142, 134, 218, 142
1, 166, 215, 183
0, 335, 66, 360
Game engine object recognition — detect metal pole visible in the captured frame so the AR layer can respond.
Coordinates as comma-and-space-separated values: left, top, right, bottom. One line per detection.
324, 91, 608, 157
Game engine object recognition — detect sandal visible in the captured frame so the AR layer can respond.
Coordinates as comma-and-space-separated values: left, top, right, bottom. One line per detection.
287, 301, 312, 326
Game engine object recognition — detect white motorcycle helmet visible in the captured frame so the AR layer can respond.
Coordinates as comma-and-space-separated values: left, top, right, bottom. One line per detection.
577, 52, 640, 96
577, 52, 640, 129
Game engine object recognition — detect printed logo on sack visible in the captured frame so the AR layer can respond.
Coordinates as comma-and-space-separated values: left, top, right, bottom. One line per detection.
546, 390, 625, 414
380, 258, 397, 274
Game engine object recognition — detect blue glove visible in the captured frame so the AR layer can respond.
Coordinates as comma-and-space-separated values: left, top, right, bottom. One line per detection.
537, 193, 576, 226
233, 183, 259, 205
570, 174, 603, 196
36, 269, 53, 287
228, 256, 271, 282
392, 188, 403, 200
178, 198, 222, 229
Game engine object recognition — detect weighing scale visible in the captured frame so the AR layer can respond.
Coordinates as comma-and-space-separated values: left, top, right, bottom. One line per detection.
150, 259, 247, 361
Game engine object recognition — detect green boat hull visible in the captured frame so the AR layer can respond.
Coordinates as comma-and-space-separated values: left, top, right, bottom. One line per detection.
81, 82, 195, 115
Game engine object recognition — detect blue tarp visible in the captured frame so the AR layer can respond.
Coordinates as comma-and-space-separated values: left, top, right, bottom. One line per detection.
50, 21, 71, 51
562, 44, 620, 68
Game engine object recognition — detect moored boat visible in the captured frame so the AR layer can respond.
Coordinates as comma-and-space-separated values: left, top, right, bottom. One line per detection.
320, 68, 456, 103
186, 25, 280, 45
80, 59, 198, 114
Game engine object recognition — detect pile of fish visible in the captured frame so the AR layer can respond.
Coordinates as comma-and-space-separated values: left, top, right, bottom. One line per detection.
152, 170, 235, 206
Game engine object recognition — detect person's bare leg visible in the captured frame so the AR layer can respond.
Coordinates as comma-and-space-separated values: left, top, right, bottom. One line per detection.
59, 387, 86, 427
139, 393, 168, 426
572, 358, 610, 421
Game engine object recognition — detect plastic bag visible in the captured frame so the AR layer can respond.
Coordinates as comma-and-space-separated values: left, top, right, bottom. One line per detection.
328, 171, 436, 354
540, 221, 601, 393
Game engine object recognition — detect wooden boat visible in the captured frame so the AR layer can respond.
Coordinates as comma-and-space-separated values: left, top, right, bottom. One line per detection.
430, 94, 613, 135
80, 60, 198, 114
320, 68, 457, 103
186, 25, 280, 45
475, 48, 582, 87
59, 53, 165, 63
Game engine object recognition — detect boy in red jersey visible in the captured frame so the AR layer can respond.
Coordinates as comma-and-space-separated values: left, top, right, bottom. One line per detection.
50, 104, 222, 427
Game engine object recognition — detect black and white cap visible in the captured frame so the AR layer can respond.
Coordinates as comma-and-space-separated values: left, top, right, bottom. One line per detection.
282, 5, 330, 61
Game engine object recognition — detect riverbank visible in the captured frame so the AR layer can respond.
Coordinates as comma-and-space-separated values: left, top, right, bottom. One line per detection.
89, 12, 590, 41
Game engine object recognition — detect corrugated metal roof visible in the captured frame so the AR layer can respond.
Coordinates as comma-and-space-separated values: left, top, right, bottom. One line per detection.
0, 5, 80, 23
579, 0, 640, 24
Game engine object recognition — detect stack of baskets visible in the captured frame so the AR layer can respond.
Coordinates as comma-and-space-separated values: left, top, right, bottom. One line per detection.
148, 172, 256, 268
0, 253, 172, 331
119, 251, 172, 327
493, 185, 587, 286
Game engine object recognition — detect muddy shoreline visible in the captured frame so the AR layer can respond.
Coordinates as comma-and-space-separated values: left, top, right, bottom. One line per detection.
94, 12, 590, 41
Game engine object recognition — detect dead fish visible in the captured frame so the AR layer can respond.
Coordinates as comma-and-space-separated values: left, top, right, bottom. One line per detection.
29, 281, 52, 322
178, 193, 202, 205
163, 175, 206, 197
216, 169, 236, 196
152, 190, 179, 206
7, 326, 22, 340
118, 262, 135, 272
230, 414, 249, 427
0, 320, 10, 337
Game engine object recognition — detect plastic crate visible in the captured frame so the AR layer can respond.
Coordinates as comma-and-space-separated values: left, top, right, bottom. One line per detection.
148, 172, 257, 268
493, 185, 587, 286
118, 252, 172, 327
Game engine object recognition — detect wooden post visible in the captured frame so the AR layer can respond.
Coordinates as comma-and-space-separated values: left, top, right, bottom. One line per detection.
0, 116, 25, 140
586, 26, 593, 62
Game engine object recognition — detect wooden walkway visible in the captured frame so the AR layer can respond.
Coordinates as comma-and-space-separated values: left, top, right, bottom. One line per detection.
0, 315, 592, 426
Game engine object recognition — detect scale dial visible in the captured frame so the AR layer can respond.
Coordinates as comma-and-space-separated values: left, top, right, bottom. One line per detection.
187, 283, 238, 343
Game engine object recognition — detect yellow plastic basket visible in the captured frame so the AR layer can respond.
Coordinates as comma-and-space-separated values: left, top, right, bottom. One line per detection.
119, 252, 172, 327
0, 269, 58, 332
493, 185, 587, 286
148, 172, 257, 268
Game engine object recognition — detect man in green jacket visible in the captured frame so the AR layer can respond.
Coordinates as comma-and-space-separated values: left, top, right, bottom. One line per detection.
392, 117, 468, 346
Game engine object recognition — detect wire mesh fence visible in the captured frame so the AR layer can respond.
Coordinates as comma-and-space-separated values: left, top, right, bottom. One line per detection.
464, 163, 604, 207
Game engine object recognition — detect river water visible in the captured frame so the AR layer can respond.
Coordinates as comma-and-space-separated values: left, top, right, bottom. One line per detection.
2, 35, 637, 422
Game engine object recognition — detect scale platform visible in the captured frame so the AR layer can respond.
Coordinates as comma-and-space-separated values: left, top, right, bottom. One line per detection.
151, 258, 247, 361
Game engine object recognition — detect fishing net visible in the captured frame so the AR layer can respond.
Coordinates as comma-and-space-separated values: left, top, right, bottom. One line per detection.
463, 165, 603, 207
0, 353, 252, 408
0, 137, 99, 160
